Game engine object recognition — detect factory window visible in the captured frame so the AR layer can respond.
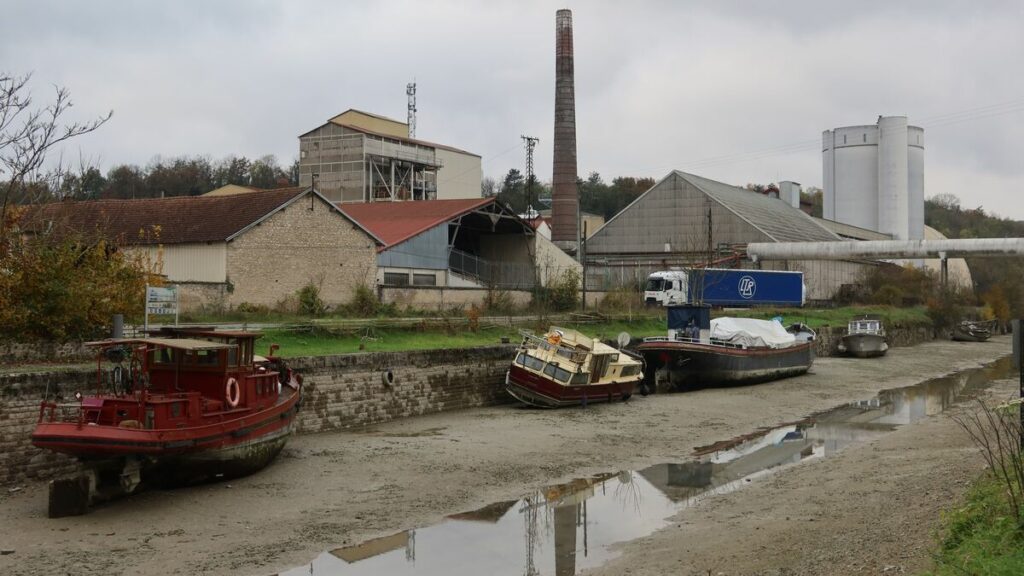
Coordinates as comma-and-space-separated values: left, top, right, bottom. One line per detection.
412, 273, 437, 286
383, 272, 410, 286
843, 135, 847, 144
863, 133, 867, 143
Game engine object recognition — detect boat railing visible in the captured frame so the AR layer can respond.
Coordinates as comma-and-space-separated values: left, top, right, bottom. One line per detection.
518, 331, 589, 363
642, 335, 748, 350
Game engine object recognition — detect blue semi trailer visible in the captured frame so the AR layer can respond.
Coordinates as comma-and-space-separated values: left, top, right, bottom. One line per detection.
643, 268, 805, 307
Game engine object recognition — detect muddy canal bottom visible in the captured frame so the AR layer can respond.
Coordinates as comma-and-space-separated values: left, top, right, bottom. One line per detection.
281, 357, 1013, 576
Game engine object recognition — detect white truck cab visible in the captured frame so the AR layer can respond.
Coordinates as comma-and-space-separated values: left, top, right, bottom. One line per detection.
644, 270, 689, 306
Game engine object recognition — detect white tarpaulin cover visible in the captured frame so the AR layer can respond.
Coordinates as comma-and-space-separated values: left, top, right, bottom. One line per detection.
710, 317, 796, 349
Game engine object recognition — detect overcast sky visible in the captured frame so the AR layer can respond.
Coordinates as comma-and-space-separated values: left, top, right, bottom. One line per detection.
3, 1, 1023, 218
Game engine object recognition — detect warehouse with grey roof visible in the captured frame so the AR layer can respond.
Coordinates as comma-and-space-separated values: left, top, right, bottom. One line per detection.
583, 171, 876, 301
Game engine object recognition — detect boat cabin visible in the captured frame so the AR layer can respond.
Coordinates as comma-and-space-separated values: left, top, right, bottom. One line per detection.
514, 328, 642, 386
848, 317, 884, 335
42, 333, 287, 430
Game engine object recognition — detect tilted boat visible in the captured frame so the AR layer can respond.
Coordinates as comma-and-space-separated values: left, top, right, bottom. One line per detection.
31, 330, 301, 516
838, 315, 888, 358
636, 306, 814, 390
952, 319, 997, 342
505, 328, 644, 408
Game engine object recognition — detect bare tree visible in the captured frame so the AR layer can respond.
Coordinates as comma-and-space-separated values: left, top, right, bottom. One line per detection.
0, 72, 112, 232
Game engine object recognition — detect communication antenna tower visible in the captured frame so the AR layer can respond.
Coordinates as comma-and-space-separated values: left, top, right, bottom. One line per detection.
521, 135, 539, 213
406, 82, 417, 138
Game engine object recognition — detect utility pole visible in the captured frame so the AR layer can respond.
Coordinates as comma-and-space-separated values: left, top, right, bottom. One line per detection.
406, 82, 417, 138
521, 135, 539, 213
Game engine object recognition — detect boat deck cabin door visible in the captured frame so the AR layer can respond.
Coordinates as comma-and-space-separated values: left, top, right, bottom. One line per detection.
589, 354, 611, 383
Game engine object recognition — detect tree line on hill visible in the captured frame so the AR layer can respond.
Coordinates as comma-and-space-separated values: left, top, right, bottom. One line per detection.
484, 169, 656, 220
7, 155, 300, 204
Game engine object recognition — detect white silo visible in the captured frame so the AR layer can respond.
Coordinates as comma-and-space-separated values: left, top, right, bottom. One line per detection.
907, 126, 925, 241
822, 116, 924, 240
822, 125, 879, 230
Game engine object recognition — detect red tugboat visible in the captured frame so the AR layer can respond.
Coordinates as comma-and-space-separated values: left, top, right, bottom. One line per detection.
31, 330, 301, 517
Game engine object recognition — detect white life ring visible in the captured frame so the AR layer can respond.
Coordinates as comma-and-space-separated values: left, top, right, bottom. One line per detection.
225, 377, 240, 408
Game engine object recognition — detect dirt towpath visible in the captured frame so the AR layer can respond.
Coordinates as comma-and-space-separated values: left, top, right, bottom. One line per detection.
0, 337, 1011, 576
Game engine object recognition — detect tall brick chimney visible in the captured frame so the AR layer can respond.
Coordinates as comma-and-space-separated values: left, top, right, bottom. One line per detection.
551, 8, 578, 248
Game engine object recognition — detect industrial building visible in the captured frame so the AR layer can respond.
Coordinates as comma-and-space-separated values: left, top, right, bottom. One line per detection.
340, 197, 581, 307
822, 116, 924, 240
298, 109, 482, 203
584, 171, 875, 301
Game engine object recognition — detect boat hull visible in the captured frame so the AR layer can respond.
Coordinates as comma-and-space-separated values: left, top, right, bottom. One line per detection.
505, 365, 638, 408
31, 388, 300, 485
636, 341, 813, 390
839, 333, 889, 358
952, 326, 993, 342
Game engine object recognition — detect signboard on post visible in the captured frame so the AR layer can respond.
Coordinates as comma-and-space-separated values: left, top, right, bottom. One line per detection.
144, 285, 179, 331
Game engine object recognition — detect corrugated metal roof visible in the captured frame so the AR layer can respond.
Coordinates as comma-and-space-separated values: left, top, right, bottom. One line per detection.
674, 171, 840, 243
813, 217, 893, 241
339, 198, 493, 249
25, 188, 383, 247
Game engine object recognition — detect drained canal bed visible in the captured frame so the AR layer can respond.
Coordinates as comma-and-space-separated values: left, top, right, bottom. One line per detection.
280, 356, 1014, 576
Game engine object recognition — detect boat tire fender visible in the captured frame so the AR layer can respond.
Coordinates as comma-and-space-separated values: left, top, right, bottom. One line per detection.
226, 377, 241, 408
382, 369, 395, 387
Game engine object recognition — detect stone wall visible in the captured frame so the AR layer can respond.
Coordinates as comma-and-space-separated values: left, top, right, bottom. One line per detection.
226, 195, 378, 308
379, 286, 532, 310
0, 345, 515, 486
813, 324, 934, 357
0, 342, 92, 364
289, 345, 514, 434
0, 368, 97, 486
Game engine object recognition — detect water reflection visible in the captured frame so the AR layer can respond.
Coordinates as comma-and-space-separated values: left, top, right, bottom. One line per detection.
281, 357, 1012, 576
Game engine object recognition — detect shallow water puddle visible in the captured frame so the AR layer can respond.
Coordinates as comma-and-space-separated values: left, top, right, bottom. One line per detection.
281, 356, 1013, 576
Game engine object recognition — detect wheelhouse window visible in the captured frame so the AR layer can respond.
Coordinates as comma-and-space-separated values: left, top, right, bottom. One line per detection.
151, 348, 175, 365
543, 362, 571, 383
570, 372, 589, 385
621, 365, 640, 377
516, 353, 545, 372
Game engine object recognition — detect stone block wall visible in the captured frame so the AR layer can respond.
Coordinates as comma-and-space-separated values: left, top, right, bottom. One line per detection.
0, 369, 97, 486
813, 324, 934, 356
226, 194, 378, 308
289, 345, 514, 433
0, 346, 515, 486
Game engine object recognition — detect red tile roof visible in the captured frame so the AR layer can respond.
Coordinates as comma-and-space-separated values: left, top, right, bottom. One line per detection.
25, 187, 317, 245
339, 198, 493, 249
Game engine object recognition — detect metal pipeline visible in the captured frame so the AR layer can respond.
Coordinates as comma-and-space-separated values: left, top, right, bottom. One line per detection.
747, 238, 1024, 261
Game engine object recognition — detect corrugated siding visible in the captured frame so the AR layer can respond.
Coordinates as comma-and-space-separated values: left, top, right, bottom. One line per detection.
761, 259, 873, 300
378, 224, 449, 269
435, 148, 482, 200
138, 243, 227, 283
587, 172, 770, 255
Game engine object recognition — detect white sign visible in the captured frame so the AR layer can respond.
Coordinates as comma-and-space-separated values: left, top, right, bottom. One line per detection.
146, 286, 179, 315
144, 285, 179, 331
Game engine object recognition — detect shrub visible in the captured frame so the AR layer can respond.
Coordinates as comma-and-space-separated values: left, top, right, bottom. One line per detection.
296, 282, 326, 317
0, 228, 160, 342
532, 268, 580, 312
598, 286, 642, 312
483, 287, 516, 313
348, 283, 380, 317
234, 302, 270, 315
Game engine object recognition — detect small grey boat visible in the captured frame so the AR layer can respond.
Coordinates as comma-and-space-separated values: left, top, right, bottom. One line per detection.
838, 316, 888, 358
952, 319, 997, 342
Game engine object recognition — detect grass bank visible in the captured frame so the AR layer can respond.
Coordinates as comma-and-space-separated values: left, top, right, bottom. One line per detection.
925, 474, 1024, 575
262, 316, 667, 358
722, 305, 932, 329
